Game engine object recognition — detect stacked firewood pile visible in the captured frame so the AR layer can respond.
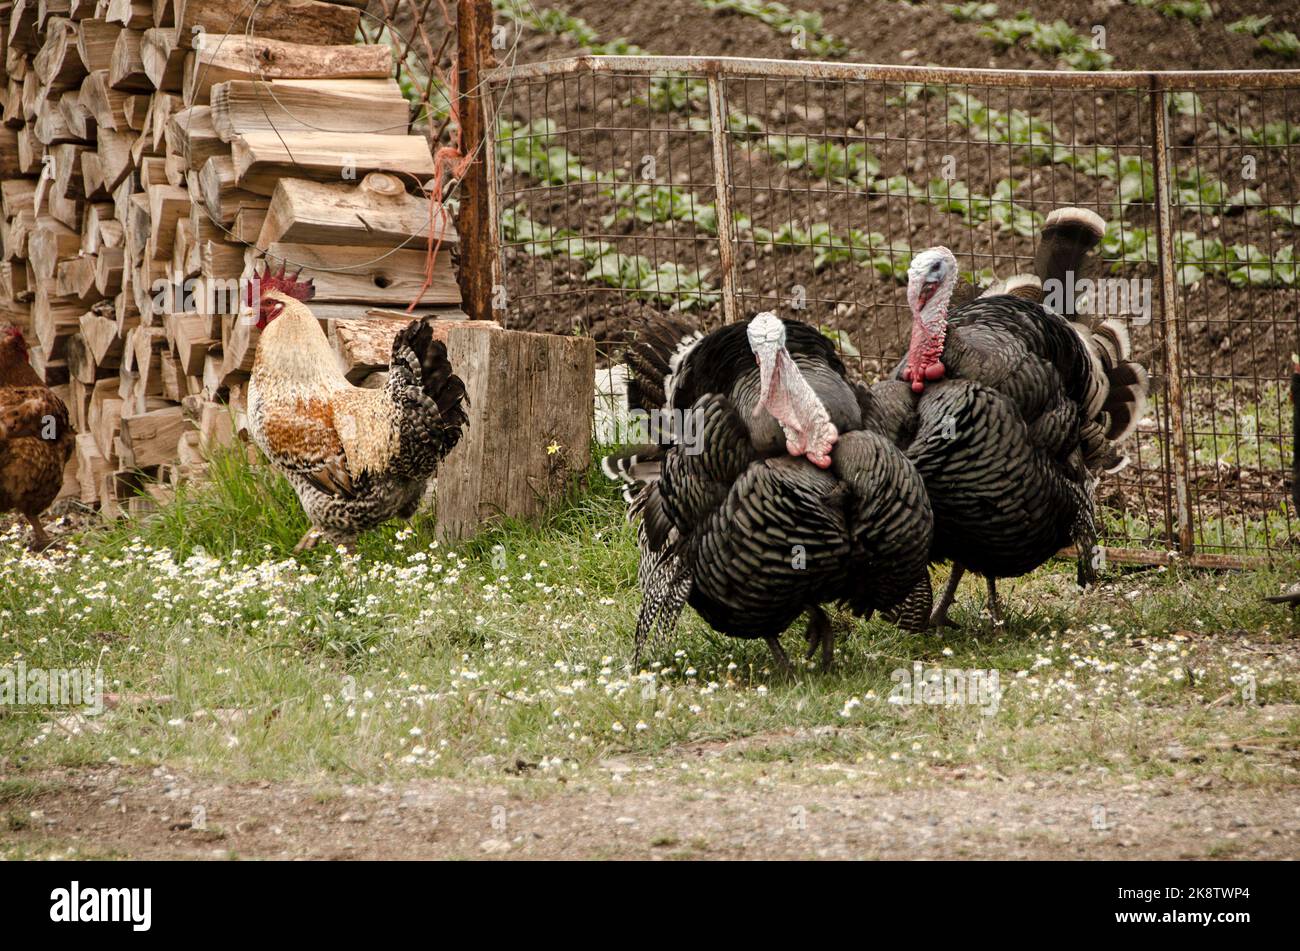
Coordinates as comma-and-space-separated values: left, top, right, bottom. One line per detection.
1, 0, 465, 516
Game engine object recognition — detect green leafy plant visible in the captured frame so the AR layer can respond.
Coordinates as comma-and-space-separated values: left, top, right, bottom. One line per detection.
700, 0, 849, 58
496, 118, 599, 186
1100, 225, 1297, 287
944, 2, 999, 22
1130, 0, 1214, 25
1226, 14, 1271, 36
1259, 30, 1300, 60
760, 220, 911, 278
761, 135, 881, 187
919, 178, 1044, 237
600, 183, 729, 235
979, 12, 1113, 69
503, 208, 719, 310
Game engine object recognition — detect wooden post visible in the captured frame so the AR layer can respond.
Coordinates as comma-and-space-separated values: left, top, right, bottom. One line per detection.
454, 0, 498, 321
436, 325, 596, 541
707, 73, 740, 326
1149, 85, 1195, 558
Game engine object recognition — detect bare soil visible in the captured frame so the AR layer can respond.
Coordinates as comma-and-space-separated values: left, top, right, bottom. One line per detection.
496, 0, 1300, 379
6, 765, 1298, 859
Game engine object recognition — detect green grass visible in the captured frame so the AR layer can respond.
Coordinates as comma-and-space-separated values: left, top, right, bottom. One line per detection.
1, 445, 1298, 797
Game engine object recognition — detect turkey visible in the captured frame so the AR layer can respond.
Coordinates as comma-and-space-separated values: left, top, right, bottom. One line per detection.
604, 312, 933, 672
895, 207, 1151, 626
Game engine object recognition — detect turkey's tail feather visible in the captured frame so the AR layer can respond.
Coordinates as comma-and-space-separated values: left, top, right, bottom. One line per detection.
624, 316, 703, 415
1090, 320, 1150, 444
980, 272, 1043, 304
605, 316, 703, 507
602, 443, 667, 506
1035, 206, 1106, 312
1032, 209, 1150, 473
980, 206, 1106, 309
1074, 316, 1151, 473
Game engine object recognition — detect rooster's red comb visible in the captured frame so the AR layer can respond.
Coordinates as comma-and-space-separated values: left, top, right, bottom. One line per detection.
247, 263, 316, 306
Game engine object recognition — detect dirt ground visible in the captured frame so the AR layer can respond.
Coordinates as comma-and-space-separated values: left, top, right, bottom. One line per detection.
5, 765, 1297, 859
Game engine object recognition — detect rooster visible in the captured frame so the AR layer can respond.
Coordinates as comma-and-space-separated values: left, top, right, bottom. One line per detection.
245, 266, 469, 552
0, 326, 76, 551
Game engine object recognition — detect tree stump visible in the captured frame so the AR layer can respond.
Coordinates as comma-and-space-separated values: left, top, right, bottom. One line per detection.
436, 326, 596, 541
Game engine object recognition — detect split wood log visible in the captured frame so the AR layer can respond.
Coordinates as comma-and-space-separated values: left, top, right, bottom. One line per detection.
172, 0, 359, 51
257, 172, 452, 249
208, 77, 408, 142
230, 130, 436, 196
257, 242, 459, 306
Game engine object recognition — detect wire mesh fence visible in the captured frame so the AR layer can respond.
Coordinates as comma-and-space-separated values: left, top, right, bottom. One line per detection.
485, 55, 1300, 568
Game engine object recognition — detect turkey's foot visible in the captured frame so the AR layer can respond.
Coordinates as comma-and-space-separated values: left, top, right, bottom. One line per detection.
802, 606, 835, 671
764, 635, 794, 677
929, 564, 965, 629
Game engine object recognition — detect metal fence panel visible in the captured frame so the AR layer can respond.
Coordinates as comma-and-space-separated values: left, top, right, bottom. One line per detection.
486, 56, 1300, 568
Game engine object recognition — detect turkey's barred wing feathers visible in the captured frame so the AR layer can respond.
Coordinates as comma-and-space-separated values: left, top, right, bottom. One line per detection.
831, 429, 934, 613
633, 522, 693, 661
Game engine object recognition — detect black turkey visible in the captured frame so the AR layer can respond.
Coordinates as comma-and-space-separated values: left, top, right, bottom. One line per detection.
605, 312, 934, 672
895, 208, 1151, 626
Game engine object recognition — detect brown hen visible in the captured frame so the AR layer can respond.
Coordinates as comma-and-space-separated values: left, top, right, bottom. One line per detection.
0, 327, 76, 550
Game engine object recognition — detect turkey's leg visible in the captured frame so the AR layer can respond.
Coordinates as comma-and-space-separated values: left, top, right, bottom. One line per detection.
986, 576, 1003, 625
803, 606, 835, 671
764, 635, 794, 676
24, 514, 51, 552
929, 564, 965, 629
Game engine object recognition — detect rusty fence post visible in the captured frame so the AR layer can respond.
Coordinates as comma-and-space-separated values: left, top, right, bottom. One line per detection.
456, 0, 500, 321
1149, 83, 1196, 557
707, 72, 740, 325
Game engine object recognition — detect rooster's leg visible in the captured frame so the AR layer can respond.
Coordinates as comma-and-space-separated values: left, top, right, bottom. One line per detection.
803, 606, 835, 671
764, 635, 794, 677
985, 577, 1003, 626
24, 514, 51, 552
929, 565, 965, 629
293, 528, 323, 554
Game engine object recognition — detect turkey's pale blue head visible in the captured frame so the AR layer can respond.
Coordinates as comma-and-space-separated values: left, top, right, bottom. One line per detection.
746, 311, 785, 351
907, 247, 957, 323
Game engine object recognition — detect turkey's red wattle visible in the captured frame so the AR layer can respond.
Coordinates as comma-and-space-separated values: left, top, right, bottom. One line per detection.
904, 322, 947, 393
